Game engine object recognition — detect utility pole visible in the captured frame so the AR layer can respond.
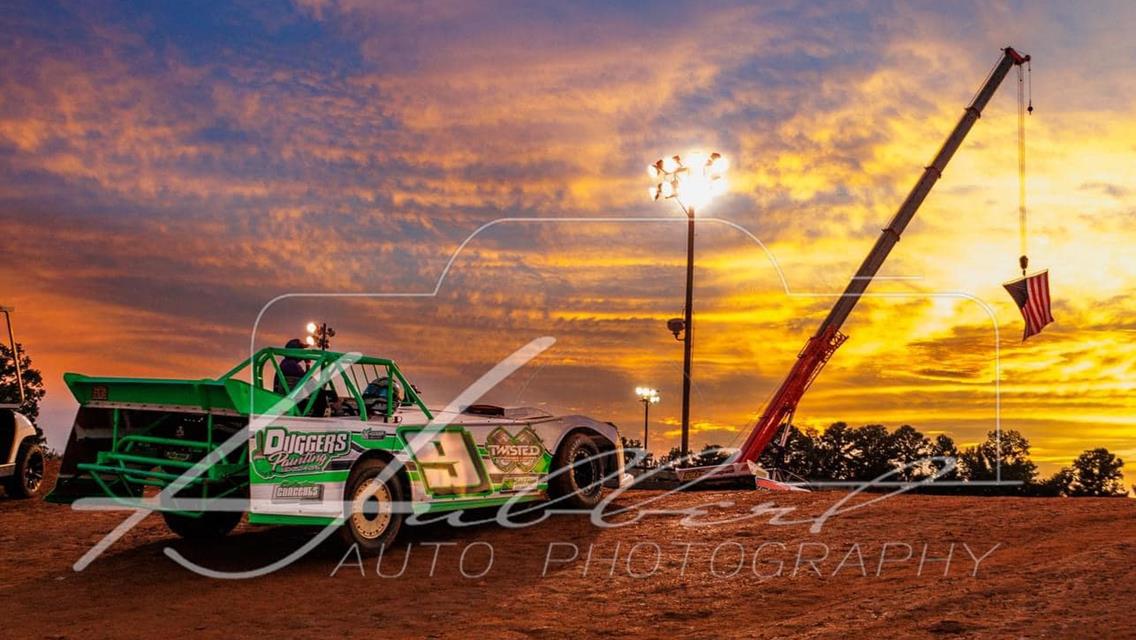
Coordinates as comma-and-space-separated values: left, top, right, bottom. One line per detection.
680, 207, 695, 456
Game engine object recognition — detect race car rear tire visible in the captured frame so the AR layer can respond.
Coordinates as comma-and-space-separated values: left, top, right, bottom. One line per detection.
163, 509, 243, 540
548, 433, 605, 509
340, 458, 404, 555
5, 440, 45, 499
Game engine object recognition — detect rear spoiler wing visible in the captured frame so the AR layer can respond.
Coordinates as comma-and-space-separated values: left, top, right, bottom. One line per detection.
48, 374, 279, 506
63, 373, 293, 417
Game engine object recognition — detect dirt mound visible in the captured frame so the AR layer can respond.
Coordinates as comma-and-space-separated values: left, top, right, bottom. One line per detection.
2, 463, 1133, 639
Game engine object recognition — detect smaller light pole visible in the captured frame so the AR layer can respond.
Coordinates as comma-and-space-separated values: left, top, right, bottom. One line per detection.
635, 386, 660, 453
305, 321, 336, 351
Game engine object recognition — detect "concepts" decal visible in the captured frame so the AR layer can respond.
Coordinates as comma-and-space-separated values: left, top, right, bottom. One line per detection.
272, 483, 325, 502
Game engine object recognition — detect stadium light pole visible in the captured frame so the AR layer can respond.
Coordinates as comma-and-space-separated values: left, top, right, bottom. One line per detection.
648, 152, 728, 456
635, 386, 660, 453
305, 321, 336, 351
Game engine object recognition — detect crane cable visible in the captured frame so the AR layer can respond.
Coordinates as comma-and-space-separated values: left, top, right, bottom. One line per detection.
1017, 59, 1033, 275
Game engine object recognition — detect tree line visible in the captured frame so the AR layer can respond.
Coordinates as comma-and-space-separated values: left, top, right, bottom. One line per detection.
626, 422, 1129, 497
0, 342, 45, 421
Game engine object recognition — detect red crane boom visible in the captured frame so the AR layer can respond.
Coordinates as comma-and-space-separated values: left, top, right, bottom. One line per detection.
731, 46, 1031, 470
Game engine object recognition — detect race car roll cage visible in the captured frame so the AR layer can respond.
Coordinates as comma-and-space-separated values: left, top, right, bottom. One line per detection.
227, 347, 435, 422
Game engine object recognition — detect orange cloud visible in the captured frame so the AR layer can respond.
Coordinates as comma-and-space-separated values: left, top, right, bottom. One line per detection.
1, 1, 1134, 480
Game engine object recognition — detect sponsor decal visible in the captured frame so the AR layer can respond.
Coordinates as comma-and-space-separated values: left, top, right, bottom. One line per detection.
486, 427, 545, 473
361, 427, 387, 440
272, 483, 324, 502
255, 426, 351, 477
164, 450, 191, 462
500, 474, 540, 492
91, 385, 108, 401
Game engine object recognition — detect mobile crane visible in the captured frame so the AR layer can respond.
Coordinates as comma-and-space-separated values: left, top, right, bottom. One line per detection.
680, 46, 1032, 486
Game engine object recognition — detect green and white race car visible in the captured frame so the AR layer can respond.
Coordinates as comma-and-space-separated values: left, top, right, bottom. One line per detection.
49, 347, 632, 552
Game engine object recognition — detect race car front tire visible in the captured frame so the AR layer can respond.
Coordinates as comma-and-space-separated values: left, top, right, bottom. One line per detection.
548, 433, 605, 509
340, 457, 404, 555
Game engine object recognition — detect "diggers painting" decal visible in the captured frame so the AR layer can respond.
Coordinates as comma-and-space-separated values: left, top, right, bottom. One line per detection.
254, 427, 351, 478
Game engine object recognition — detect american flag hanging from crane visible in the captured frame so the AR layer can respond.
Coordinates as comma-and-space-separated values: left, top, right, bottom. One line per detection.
1003, 58, 1052, 342
1003, 270, 1054, 340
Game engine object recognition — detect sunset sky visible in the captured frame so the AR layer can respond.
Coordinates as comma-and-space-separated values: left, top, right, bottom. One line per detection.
2, 1, 1134, 477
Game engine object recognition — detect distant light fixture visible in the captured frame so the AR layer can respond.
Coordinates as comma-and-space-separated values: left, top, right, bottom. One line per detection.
305, 321, 336, 350
636, 386, 661, 404
635, 386, 661, 455
708, 152, 728, 174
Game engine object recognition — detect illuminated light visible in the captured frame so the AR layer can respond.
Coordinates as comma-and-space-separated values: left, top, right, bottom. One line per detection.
646, 151, 728, 210
678, 168, 715, 208
647, 164, 660, 179
636, 386, 660, 403
649, 151, 727, 211
306, 322, 318, 334
680, 180, 712, 207
305, 335, 316, 346
712, 177, 729, 197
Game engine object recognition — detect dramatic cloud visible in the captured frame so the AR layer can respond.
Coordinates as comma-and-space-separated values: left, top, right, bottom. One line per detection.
2, 1, 1134, 476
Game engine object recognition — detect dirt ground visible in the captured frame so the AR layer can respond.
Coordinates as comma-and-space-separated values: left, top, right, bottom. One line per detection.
2, 464, 1134, 640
